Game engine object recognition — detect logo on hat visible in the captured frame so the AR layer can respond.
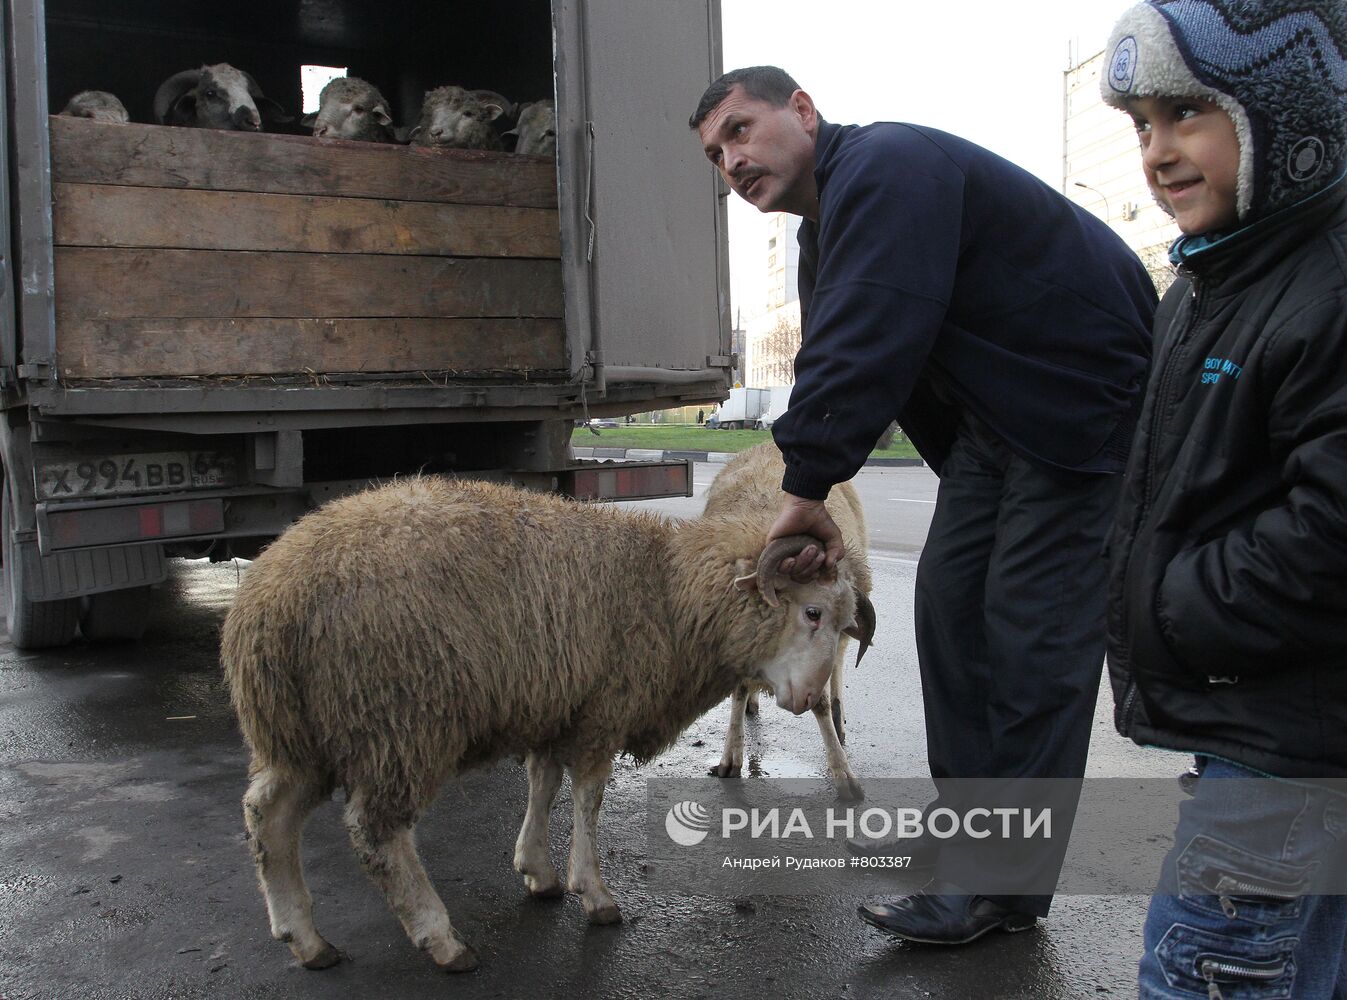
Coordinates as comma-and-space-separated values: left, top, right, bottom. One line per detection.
1109, 36, 1138, 93
665, 800, 711, 846
1288, 137, 1326, 183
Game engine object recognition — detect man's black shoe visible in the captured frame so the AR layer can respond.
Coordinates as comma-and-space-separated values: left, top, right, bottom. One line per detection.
857, 880, 1037, 945
844, 832, 939, 867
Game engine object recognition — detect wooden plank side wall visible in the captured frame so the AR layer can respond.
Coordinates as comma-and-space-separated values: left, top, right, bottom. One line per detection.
54, 184, 561, 259
49, 117, 559, 207
57, 318, 566, 378
48, 117, 568, 380
55, 249, 563, 320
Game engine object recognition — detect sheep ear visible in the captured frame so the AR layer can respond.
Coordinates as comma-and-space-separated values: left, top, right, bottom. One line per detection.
300, 111, 317, 128
732, 557, 760, 594
732, 558, 781, 607
408, 124, 423, 141
373, 103, 393, 126
255, 95, 292, 124
169, 92, 198, 122
481, 102, 505, 122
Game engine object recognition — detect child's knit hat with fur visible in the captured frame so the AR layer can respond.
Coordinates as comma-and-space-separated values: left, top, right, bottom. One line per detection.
1101, 0, 1347, 224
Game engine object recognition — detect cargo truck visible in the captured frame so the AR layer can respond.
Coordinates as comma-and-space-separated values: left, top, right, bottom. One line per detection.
1, 0, 731, 647
755, 385, 792, 430
708, 386, 767, 430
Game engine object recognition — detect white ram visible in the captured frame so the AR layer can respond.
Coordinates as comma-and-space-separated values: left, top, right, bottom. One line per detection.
303, 76, 395, 143
221, 476, 874, 972
702, 443, 873, 800
409, 85, 506, 150
510, 98, 556, 156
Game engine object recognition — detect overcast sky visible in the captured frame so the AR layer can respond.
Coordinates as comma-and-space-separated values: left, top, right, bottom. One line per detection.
719, 0, 1130, 320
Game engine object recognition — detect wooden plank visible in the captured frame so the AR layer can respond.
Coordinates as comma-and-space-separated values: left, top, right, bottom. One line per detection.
55, 248, 563, 320
49, 117, 558, 208
56, 318, 567, 378
53, 183, 561, 258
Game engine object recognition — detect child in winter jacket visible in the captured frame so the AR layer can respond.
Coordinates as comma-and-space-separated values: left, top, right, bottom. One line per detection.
1102, 0, 1347, 995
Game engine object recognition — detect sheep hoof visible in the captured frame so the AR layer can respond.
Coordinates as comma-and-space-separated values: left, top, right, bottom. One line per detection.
586, 903, 623, 926
834, 774, 865, 803
299, 941, 342, 970
436, 945, 480, 973
527, 880, 564, 900
708, 762, 742, 778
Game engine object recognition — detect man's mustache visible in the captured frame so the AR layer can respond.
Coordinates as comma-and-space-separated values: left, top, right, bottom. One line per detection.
732, 168, 765, 190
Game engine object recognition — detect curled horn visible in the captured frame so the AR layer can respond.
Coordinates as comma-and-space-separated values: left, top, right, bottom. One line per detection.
845, 589, 877, 667
752, 534, 824, 608
154, 69, 202, 124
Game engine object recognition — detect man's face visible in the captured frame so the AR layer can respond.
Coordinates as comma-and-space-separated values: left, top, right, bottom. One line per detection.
697, 86, 819, 218
1127, 95, 1240, 234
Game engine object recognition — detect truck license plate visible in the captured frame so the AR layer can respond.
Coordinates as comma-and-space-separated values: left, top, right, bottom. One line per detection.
36, 451, 239, 500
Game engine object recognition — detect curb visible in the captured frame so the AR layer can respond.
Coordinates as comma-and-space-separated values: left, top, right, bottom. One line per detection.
571, 447, 924, 468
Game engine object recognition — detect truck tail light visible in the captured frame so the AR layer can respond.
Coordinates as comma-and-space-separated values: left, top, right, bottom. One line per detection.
564, 461, 692, 502
44, 498, 225, 550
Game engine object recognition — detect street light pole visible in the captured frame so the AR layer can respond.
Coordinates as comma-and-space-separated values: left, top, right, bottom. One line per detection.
1074, 181, 1112, 223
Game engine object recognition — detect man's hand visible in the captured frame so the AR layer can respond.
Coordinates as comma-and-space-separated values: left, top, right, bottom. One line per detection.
767, 494, 846, 581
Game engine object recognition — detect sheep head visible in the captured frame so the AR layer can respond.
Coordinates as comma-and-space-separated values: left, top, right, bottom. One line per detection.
509, 99, 556, 156
733, 535, 877, 715
155, 63, 291, 131
305, 76, 394, 142
410, 86, 505, 150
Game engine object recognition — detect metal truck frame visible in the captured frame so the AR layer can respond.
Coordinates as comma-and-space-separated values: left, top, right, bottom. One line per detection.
1, 0, 731, 647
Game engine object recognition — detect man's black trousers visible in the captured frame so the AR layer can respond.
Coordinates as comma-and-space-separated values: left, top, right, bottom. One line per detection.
914, 413, 1121, 918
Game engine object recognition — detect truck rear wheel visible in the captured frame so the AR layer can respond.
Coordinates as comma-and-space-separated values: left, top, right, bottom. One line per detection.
3, 483, 78, 649
79, 587, 152, 642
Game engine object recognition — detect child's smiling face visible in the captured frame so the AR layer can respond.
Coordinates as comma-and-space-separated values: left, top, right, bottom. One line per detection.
1127, 95, 1241, 235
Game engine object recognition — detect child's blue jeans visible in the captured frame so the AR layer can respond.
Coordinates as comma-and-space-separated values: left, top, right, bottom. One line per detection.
1139, 757, 1347, 998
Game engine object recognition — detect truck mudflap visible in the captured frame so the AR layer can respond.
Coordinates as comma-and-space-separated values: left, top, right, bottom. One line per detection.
10, 535, 167, 601
559, 459, 692, 502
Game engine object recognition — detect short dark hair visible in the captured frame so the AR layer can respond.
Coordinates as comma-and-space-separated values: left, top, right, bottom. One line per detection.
688, 65, 802, 130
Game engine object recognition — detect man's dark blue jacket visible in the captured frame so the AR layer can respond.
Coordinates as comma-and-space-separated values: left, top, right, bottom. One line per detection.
773, 120, 1157, 500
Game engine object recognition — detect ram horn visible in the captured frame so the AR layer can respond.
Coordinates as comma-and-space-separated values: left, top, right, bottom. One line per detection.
751, 534, 826, 608
844, 589, 877, 666
153, 69, 202, 124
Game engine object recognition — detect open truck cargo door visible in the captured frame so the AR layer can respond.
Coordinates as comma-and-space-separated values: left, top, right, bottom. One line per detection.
557, 0, 732, 399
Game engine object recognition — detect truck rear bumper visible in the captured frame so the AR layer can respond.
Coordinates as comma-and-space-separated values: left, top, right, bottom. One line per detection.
32, 459, 692, 559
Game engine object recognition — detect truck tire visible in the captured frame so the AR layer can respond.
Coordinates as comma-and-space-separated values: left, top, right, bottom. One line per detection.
3, 485, 78, 649
80, 587, 152, 642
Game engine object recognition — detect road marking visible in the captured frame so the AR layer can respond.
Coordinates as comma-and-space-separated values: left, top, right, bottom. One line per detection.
867, 551, 921, 566
886, 498, 936, 504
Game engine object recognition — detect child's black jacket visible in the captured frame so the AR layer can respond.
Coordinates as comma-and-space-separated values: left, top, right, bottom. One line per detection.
1108, 181, 1347, 778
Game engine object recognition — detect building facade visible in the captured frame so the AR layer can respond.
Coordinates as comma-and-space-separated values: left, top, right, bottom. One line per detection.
1063, 49, 1179, 294
744, 213, 802, 387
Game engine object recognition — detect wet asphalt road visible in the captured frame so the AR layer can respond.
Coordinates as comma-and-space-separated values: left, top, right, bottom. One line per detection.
0, 464, 1178, 1000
